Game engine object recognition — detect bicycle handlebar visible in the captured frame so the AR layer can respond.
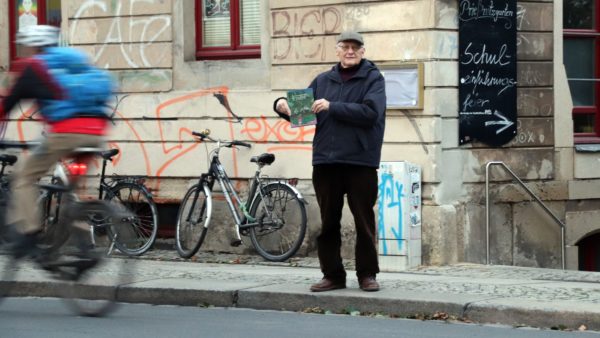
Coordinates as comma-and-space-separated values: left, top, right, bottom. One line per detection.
192, 130, 210, 140
231, 140, 252, 148
0, 141, 40, 149
192, 129, 251, 149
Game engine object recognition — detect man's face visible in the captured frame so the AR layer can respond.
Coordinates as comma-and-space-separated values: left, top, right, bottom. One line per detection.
20, 45, 38, 57
335, 40, 364, 68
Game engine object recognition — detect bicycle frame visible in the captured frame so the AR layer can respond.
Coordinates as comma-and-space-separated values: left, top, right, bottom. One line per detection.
201, 140, 251, 241
200, 139, 306, 241
96, 153, 128, 199
47, 154, 124, 252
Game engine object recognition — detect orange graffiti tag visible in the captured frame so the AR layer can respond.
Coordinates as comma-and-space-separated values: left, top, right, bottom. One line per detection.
11, 88, 314, 198
153, 87, 232, 189
241, 115, 314, 152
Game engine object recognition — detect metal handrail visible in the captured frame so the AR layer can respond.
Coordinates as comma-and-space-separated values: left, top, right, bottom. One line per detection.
485, 161, 566, 270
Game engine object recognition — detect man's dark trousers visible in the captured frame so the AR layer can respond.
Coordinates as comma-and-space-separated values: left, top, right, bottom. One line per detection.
312, 163, 380, 282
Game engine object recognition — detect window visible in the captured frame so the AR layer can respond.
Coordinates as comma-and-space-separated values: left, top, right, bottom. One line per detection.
564, 0, 600, 142
8, 0, 62, 61
195, 0, 261, 60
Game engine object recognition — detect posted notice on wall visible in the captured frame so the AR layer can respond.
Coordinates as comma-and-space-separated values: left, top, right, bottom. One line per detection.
458, 0, 517, 147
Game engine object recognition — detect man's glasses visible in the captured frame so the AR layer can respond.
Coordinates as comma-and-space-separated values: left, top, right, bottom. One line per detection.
337, 44, 363, 52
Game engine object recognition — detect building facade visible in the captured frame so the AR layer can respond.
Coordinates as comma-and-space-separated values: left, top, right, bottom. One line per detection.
0, 0, 597, 270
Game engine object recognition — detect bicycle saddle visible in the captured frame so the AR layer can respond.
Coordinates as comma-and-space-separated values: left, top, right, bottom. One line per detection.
70, 147, 106, 157
38, 183, 70, 193
100, 148, 119, 160
251, 153, 275, 166
0, 154, 17, 166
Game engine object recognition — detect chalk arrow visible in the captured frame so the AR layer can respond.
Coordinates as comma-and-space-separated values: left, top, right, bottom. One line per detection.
485, 110, 514, 134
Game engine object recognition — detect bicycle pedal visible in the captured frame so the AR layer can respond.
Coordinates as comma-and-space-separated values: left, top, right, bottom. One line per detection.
230, 239, 242, 247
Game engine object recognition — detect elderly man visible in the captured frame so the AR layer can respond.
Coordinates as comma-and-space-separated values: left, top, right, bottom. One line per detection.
273, 31, 386, 292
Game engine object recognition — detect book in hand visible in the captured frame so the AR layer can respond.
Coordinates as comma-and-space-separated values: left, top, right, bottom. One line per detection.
287, 88, 316, 128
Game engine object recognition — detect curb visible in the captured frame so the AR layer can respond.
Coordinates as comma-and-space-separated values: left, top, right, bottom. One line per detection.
2, 279, 598, 331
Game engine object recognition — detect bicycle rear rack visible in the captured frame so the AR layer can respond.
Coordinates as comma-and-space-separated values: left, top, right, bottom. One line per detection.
485, 161, 566, 270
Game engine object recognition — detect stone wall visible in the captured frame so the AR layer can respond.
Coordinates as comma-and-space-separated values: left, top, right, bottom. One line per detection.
2, 0, 596, 268
0, 1, 8, 87
422, 0, 560, 267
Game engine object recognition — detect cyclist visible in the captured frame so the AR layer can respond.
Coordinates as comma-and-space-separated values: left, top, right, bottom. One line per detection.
0, 25, 115, 258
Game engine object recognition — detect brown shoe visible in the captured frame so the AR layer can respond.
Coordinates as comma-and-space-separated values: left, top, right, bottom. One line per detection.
358, 276, 380, 292
310, 278, 346, 292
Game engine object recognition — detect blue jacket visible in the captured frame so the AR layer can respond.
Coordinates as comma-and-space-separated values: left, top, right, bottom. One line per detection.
276, 59, 386, 168
35, 47, 114, 122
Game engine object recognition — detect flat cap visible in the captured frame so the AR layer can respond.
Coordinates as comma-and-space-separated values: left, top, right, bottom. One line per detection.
337, 31, 364, 45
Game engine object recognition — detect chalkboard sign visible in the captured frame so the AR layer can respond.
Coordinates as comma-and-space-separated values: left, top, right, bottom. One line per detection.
459, 0, 517, 146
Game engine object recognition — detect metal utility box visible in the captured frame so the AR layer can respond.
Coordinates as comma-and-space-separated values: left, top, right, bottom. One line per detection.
377, 161, 422, 271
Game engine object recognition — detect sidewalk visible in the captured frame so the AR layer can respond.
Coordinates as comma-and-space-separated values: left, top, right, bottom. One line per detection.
1, 246, 600, 332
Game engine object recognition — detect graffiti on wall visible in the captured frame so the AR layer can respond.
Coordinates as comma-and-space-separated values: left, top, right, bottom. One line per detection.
272, 7, 342, 61
377, 171, 404, 255
10, 86, 315, 193
517, 90, 552, 116
241, 116, 314, 152
70, 0, 171, 68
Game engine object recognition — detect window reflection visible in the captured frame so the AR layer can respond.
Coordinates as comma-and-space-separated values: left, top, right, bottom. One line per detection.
564, 0, 594, 29
574, 114, 596, 133
12, 0, 62, 59
18, 0, 38, 31
46, 0, 62, 27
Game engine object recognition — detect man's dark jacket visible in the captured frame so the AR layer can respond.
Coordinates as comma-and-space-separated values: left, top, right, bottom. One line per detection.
276, 59, 386, 168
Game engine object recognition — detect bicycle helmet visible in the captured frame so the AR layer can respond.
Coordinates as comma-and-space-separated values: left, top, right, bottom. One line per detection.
16, 25, 60, 47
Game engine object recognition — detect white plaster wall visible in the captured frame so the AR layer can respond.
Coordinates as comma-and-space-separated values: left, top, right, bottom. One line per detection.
0, 1, 7, 72
553, 0, 575, 161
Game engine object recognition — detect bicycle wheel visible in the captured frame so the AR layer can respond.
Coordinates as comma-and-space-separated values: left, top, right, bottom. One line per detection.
175, 183, 212, 258
249, 182, 307, 262
0, 181, 11, 244
59, 200, 138, 317
104, 182, 158, 256
60, 250, 134, 317
38, 189, 70, 249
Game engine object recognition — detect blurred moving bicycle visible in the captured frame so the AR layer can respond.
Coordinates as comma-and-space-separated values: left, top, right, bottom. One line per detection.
0, 145, 138, 317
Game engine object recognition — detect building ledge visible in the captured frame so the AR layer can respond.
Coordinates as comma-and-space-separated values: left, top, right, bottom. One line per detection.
575, 144, 600, 153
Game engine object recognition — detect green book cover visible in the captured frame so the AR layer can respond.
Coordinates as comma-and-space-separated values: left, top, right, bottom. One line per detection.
287, 88, 316, 128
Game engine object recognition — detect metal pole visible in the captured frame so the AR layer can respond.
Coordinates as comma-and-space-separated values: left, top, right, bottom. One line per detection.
561, 227, 566, 270
485, 162, 495, 265
485, 161, 567, 270
500, 163, 565, 228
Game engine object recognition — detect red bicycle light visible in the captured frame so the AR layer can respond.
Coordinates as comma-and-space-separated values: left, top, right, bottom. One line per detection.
67, 162, 88, 176
287, 178, 299, 186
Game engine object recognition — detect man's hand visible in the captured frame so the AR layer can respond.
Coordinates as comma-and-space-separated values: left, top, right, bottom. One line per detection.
312, 99, 330, 114
276, 99, 291, 116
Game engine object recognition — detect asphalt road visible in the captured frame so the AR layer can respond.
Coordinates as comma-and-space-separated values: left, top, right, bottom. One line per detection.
0, 297, 597, 338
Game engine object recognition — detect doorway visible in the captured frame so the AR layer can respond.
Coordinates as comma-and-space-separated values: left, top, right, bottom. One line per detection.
578, 232, 600, 271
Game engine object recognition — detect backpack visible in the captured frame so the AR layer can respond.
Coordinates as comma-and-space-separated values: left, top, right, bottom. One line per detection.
36, 47, 115, 122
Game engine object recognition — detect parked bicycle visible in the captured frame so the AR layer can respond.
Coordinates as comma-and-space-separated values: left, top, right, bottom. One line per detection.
0, 145, 138, 316
176, 129, 308, 262
41, 148, 159, 256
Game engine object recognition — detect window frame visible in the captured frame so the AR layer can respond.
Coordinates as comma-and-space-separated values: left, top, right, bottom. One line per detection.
8, 0, 51, 63
564, 0, 600, 143
195, 0, 261, 60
